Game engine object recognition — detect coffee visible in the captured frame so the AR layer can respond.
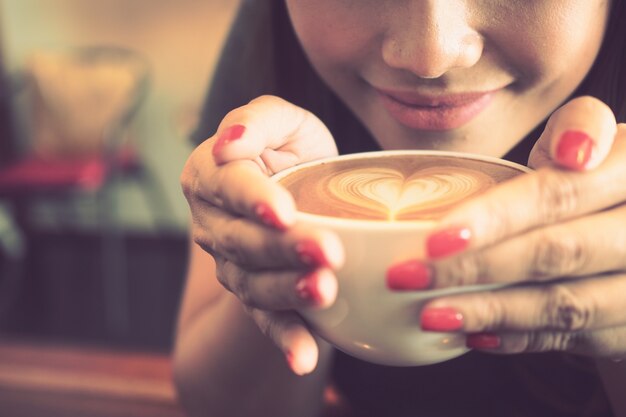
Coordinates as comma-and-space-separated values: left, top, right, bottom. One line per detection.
275, 151, 530, 365
279, 154, 525, 221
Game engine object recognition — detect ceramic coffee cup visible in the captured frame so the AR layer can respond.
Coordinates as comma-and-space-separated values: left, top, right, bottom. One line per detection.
273, 150, 531, 366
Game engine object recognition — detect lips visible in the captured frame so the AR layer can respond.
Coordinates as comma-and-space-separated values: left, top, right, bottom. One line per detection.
375, 88, 498, 131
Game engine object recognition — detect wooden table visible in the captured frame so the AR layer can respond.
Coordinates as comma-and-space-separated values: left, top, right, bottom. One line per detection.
0, 338, 186, 417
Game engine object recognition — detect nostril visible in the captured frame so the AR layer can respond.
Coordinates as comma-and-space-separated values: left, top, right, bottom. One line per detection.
381, 30, 483, 79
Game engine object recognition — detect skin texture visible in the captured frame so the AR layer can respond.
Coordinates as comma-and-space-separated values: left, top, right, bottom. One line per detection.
174, 1, 626, 416
285, 0, 610, 156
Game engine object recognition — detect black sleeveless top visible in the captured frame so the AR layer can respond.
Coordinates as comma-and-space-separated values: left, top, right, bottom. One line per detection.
191, 1, 614, 415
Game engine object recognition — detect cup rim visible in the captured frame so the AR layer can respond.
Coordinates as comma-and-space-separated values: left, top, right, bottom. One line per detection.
271, 150, 532, 230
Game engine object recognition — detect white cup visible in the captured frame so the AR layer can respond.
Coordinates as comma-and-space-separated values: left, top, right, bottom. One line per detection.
273, 150, 531, 366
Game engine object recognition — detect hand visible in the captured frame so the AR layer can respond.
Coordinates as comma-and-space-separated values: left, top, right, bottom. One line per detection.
180, 95, 344, 374
387, 96, 626, 359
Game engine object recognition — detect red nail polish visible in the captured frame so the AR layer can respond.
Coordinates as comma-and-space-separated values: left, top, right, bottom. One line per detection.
466, 332, 501, 349
426, 226, 471, 259
295, 272, 323, 305
386, 259, 432, 290
555, 130, 594, 170
212, 124, 246, 157
420, 307, 463, 331
286, 350, 296, 370
254, 202, 287, 231
296, 239, 330, 267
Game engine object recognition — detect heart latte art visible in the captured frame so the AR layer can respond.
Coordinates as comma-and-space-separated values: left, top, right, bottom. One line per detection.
279, 155, 526, 221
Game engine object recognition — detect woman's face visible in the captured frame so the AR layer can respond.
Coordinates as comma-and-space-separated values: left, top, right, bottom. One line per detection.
285, 0, 611, 156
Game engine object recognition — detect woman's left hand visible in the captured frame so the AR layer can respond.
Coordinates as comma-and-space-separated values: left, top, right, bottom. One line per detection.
390, 96, 626, 359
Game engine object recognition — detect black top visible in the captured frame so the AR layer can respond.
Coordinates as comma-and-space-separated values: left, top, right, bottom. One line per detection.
191, 1, 614, 415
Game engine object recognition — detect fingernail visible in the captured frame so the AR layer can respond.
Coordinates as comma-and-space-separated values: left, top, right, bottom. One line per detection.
296, 239, 331, 267
254, 202, 287, 231
555, 130, 594, 170
420, 307, 464, 331
285, 350, 297, 372
466, 332, 501, 349
295, 271, 323, 305
386, 259, 432, 290
286, 349, 315, 376
426, 226, 471, 259
212, 124, 246, 157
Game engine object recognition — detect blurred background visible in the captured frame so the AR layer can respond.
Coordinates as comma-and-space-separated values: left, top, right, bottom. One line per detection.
0, 1, 240, 415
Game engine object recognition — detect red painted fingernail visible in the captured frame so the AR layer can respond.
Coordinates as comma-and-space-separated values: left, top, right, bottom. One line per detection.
296, 239, 331, 267
212, 124, 246, 157
285, 350, 296, 370
386, 259, 432, 290
254, 202, 287, 231
295, 271, 323, 305
420, 307, 464, 331
555, 130, 594, 171
466, 332, 501, 349
426, 226, 471, 259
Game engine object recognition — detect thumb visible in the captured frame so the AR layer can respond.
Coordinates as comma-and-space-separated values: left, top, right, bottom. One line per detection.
528, 96, 617, 171
211, 95, 338, 172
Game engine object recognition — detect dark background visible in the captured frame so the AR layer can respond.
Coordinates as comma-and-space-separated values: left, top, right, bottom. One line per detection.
0, 230, 187, 351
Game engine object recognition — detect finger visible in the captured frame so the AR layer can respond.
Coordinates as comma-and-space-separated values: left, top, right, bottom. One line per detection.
247, 307, 319, 375
466, 326, 626, 359
426, 128, 626, 259
529, 96, 617, 171
194, 206, 344, 269
420, 272, 626, 334
216, 258, 338, 310
189, 155, 297, 230
181, 138, 297, 230
212, 95, 338, 170
425, 203, 626, 289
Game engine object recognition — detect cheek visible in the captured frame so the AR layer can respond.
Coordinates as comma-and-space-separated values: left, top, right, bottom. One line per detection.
498, 3, 608, 89
287, 2, 381, 73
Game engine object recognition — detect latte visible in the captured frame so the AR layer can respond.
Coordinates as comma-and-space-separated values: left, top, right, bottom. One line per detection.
274, 151, 531, 365
279, 154, 525, 221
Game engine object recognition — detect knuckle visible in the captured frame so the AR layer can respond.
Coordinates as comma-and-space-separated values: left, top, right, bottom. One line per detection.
179, 170, 193, 200
180, 145, 209, 200
531, 229, 586, 278
228, 267, 253, 307
524, 331, 581, 353
470, 292, 506, 331
241, 304, 255, 317
250, 309, 271, 337
213, 258, 232, 291
258, 312, 282, 342
213, 219, 251, 263
439, 252, 488, 287
180, 161, 197, 201
209, 164, 233, 208
533, 169, 580, 223
191, 225, 217, 257
253, 95, 307, 129
542, 285, 594, 331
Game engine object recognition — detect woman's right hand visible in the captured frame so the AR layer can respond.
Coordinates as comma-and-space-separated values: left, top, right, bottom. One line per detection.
180, 95, 344, 375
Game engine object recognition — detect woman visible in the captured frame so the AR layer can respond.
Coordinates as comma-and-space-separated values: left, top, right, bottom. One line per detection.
175, 1, 626, 416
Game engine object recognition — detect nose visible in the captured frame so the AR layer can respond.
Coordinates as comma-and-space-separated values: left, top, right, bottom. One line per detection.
381, 1, 483, 79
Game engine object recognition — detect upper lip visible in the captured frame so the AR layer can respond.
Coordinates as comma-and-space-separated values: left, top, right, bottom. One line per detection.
375, 88, 501, 107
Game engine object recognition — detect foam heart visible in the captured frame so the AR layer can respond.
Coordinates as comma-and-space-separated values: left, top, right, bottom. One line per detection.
329, 167, 492, 220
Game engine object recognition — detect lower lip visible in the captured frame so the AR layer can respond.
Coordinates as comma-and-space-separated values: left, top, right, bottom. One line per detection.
377, 91, 495, 131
